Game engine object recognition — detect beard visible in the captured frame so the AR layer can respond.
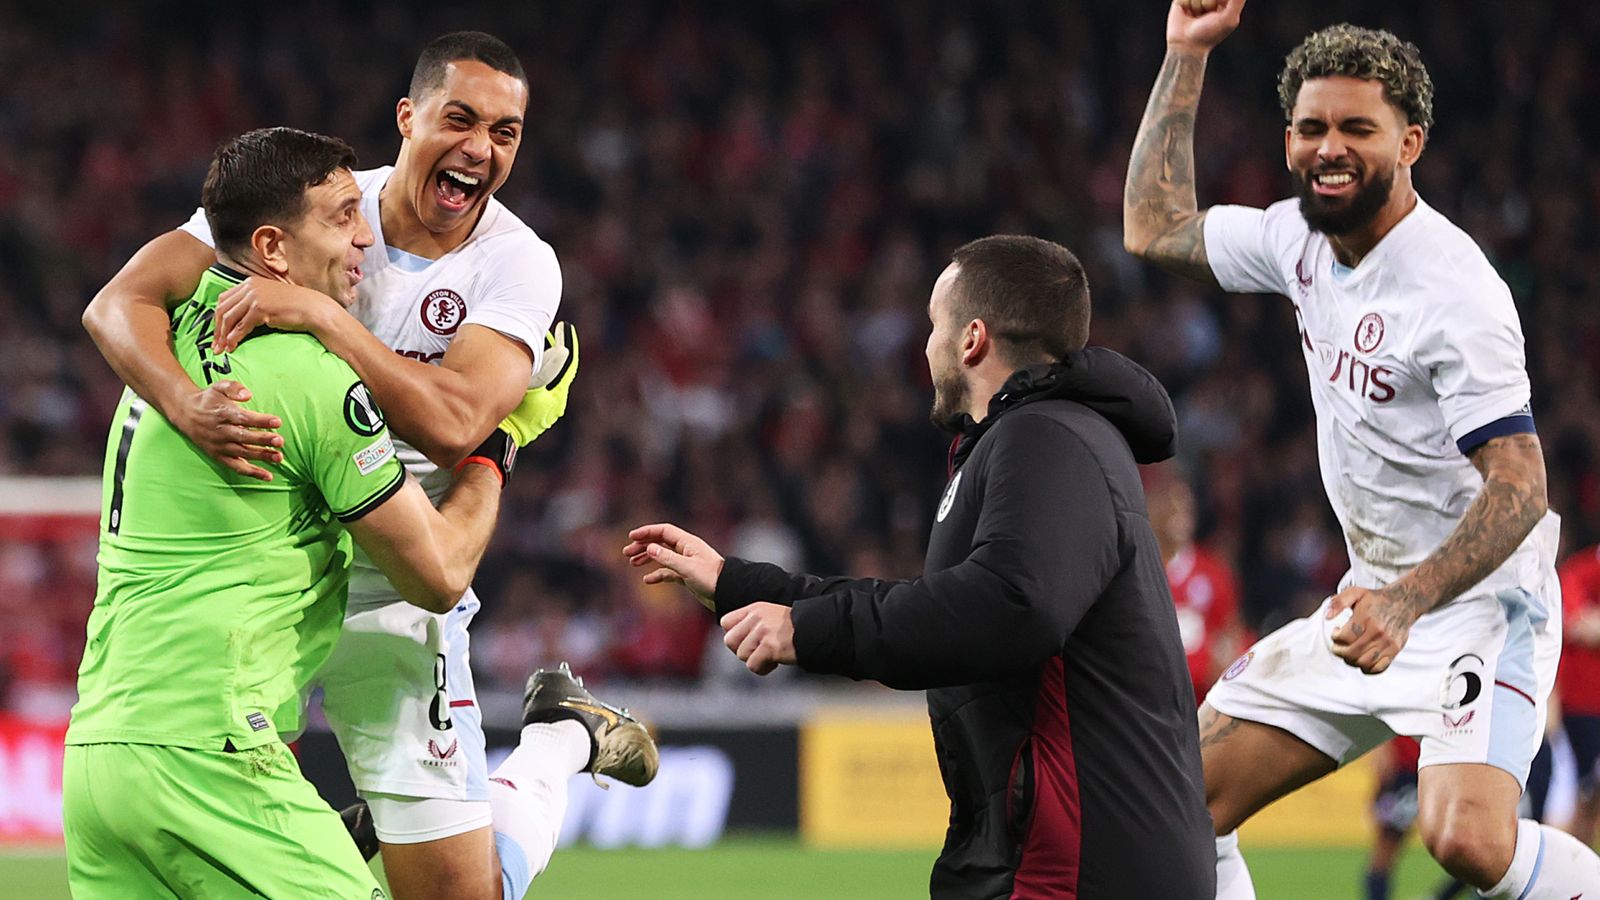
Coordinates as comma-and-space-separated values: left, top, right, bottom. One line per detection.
928, 365, 970, 433
1293, 166, 1394, 236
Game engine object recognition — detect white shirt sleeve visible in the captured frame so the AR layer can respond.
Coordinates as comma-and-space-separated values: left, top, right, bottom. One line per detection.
1202, 202, 1301, 295
1414, 275, 1533, 447
178, 206, 214, 248
464, 234, 561, 373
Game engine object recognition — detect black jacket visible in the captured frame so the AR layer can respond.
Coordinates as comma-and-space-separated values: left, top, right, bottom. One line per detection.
717, 347, 1214, 898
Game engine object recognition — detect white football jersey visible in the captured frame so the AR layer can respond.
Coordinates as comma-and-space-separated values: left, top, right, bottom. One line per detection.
182, 166, 561, 609
1204, 197, 1557, 608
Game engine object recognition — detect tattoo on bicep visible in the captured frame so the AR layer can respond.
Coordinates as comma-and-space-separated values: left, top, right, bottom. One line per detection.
1125, 53, 1215, 284
1393, 434, 1546, 613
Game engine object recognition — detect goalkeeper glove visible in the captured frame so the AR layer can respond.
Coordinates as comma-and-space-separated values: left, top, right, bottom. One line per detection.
499, 321, 578, 446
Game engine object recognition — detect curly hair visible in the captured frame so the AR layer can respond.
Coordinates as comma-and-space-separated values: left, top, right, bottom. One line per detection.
1278, 24, 1434, 133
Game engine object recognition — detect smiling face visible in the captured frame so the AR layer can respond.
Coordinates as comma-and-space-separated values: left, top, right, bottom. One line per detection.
1285, 76, 1424, 236
395, 59, 527, 240
278, 168, 373, 306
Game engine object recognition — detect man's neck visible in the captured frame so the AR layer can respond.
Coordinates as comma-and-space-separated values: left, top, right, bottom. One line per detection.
214, 252, 283, 284
963, 370, 1011, 425
1328, 185, 1419, 268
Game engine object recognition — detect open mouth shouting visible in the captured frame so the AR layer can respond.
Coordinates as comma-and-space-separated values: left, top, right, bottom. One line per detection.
434, 167, 485, 215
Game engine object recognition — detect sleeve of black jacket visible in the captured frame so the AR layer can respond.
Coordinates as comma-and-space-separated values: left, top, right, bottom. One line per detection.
721, 415, 1121, 690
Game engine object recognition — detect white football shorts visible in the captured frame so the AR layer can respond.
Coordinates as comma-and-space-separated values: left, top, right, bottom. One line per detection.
1205, 582, 1560, 787
305, 591, 492, 839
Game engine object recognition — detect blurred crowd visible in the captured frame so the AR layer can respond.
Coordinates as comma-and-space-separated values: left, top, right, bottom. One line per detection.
4, 1, 1600, 710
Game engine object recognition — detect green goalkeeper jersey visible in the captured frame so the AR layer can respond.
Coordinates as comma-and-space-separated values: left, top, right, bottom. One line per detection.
68, 264, 406, 751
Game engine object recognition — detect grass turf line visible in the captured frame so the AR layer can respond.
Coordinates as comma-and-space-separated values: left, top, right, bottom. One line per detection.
3, 839, 1454, 898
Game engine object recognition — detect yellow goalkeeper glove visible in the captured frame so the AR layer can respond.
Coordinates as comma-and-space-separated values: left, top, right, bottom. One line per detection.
499, 321, 578, 446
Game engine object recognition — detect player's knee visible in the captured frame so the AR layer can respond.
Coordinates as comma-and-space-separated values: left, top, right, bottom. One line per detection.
386, 854, 501, 900
1417, 811, 1515, 887
381, 835, 502, 900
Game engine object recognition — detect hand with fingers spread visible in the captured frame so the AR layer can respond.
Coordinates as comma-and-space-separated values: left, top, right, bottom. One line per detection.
171, 380, 284, 481
623, 522, 724, 611
1326, 585, 1424, 674
719, 603, 795, 676
1167, 0, 1246, 53
213, 277, 342, 354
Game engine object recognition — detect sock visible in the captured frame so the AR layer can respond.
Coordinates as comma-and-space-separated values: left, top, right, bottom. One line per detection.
1365, 868, 1390, 900
1479, 819, 1600, 899
488, 720, 592, 900
1216, 830, 1257, 900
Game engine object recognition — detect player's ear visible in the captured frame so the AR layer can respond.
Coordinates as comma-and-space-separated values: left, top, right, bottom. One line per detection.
251, 224, 291, 277
396, 97, 414, 140
1399, 123, 1425, 167
1284, 126, 1293, 171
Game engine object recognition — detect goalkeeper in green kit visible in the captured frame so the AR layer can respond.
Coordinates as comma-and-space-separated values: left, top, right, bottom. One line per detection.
63, 127, 520, 897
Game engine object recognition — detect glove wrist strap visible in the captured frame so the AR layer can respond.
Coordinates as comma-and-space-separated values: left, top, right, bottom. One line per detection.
454, 455, 506, 487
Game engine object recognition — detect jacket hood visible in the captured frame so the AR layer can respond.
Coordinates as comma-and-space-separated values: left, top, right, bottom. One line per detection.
951, 346, 1178, 468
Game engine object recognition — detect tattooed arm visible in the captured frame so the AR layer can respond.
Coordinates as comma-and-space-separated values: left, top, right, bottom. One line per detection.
1390, 434, 1548, 613
1329, 433, 1549, 674
1123, 0, 1247, 286
1123, 50, 1215, 285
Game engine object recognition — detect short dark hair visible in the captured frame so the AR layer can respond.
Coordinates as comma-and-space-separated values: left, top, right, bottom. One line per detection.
409, 31, 527, 99
202, 127, 358, 259
948, 235, 1090, 364
1278, 24, 1434, 133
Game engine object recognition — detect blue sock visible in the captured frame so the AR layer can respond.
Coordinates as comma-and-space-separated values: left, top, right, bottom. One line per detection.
496, 829, 533, 900
1364, 869, 1389, 900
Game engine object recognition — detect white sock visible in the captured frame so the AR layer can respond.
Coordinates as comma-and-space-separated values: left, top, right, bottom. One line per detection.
488, 720, 592, 899
1215, 830, 1257, 900
1479, 819, 1600, 898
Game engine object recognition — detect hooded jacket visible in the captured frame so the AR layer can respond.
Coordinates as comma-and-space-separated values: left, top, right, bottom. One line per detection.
716, 347, 1215, 898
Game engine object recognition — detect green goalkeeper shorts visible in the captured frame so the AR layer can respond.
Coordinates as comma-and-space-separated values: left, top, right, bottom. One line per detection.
63, 742, 384, 899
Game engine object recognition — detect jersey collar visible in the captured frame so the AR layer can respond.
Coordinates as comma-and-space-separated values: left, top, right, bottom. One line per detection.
208, 262, 248, 284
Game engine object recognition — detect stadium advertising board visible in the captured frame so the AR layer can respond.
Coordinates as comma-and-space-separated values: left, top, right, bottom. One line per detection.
799, 713, 947, 848
0, 716, 66, 844
297, 726, 801, 847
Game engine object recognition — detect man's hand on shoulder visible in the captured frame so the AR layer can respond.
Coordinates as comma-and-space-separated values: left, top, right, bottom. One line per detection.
171, 380, 285, 482
213, 278, 343, 354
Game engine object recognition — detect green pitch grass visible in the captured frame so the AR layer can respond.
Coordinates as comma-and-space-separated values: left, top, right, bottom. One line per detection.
1, 838, 1454, 898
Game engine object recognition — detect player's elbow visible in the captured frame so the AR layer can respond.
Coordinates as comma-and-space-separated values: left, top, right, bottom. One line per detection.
81, 290, 111, 341
413, 576, 465, 615
442, 563, 474, 612
398, 556, 469, 615
1122, 225, 1151, 257
1122, 206, 1170, 258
